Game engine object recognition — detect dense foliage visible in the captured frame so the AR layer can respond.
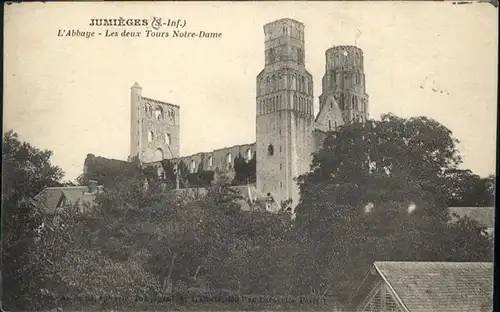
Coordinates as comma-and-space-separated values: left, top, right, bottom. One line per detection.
2, 115, 494, 310
232, 152, 257, 185
2, 131, 64, 310
293, 114, 493, 300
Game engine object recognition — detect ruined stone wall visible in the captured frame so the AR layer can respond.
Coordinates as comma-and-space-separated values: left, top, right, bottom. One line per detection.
129, 83, 180, 163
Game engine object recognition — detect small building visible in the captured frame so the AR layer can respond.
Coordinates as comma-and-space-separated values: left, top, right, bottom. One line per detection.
34, 180, 103, 215
346, 261, 493, 312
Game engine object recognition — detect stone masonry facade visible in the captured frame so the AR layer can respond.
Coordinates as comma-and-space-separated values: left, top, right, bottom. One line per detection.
130, 18, 370, 211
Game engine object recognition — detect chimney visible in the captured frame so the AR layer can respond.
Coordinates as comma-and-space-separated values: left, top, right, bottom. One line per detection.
88, 180, 98, 193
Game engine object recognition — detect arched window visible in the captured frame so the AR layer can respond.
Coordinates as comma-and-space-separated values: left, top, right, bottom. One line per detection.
165, 133, 171, 145
155, 106, 164, 121
329, 120, 332, 131
246, 149, 252, 161
148, 131, 154, 142
168, 109, 175, 124
154, 148, 164, 161
297, 48, 304, 64
301, 76, 305, 93
191, 160, 196, 173
208, 156, 213, 168
145, 104, 152, 117
268, 144, 274, 156
227, 153, 232, 164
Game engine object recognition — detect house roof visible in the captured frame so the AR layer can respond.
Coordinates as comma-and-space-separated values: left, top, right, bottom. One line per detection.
35, 186, 101, 214
448, 207, 495, 229
374, 261, 493, 312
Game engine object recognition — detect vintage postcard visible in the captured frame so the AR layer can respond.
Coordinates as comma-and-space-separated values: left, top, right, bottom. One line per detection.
2, 1, 497, 311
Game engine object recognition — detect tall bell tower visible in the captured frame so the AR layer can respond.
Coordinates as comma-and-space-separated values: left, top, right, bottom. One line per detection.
319, 46, 369, 124
256, 18, 314, 211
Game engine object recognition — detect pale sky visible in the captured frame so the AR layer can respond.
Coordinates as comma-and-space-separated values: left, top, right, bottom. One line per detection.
3, 2, 498, 181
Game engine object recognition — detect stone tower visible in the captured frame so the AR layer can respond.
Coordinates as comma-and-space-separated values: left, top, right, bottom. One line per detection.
129, 82, 180, 163
319, 46, 369, 124
256, 18, 315, 211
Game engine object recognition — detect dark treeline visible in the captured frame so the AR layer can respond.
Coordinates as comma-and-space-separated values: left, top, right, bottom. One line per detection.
2, 115, 494, 311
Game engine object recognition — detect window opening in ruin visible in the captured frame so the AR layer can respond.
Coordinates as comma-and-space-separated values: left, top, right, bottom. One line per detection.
155, 106, 164, 121
246, 149, 252, 161
166, 133, 171, 145
168, 109, 175, 124
157, 167, 164, 179
148, 131, 154, 142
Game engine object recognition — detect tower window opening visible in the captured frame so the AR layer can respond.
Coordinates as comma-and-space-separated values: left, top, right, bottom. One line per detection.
268, 144, 274, 156
148, 131, 154, 142
297, 48, 304, 64
145, 104, 152, 117
166, 133, 171, 145
168, 109, 175, 124
155, 106, 164, 121
191, 160, 196, 173
208, 156, 213, 167
227, 153, 232, 164
329, 120, 332, 131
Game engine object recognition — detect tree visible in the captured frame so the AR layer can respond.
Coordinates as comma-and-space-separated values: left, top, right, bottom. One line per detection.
2, 130, 64, 310
77, 153, 142, 189
293, 115, 492, 301
232, 152, 256, 185
443, 169, 495, 206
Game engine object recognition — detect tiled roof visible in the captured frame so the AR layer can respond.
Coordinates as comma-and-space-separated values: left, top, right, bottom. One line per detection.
35, 186, 88, 213
35, 186, 101, 214
61, 188, 100, 210
449, 207, 495, 229
374, 261, 493, 312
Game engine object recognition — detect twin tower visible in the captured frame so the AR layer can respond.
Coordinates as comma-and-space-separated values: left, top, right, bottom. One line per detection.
255, 18, 369, 209
130, 18, 369, 211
